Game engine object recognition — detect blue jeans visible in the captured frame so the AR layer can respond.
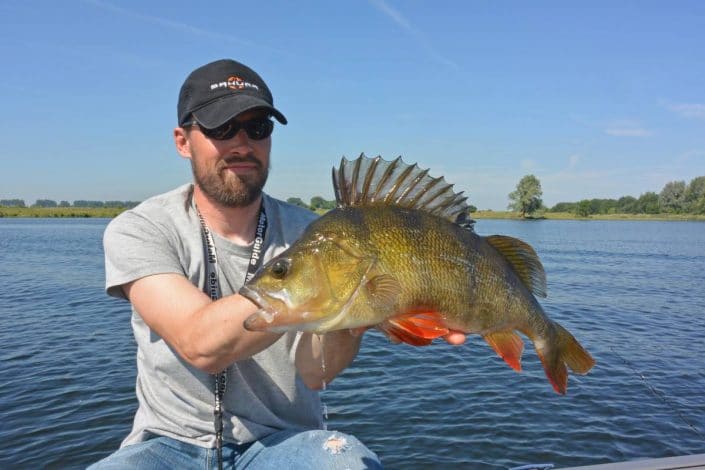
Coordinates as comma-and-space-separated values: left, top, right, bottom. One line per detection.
88, 429, 383, 469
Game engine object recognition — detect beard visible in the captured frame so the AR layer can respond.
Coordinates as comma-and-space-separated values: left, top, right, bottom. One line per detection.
191, 154, 269, 207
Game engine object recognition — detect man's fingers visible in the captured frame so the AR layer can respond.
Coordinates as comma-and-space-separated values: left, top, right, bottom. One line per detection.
444, 331, 467, 345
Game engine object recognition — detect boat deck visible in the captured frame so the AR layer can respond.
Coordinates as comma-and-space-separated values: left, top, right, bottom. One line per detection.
560, 453, 705, 470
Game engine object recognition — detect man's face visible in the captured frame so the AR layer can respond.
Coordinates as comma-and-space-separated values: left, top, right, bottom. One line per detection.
177, 109, 272, 207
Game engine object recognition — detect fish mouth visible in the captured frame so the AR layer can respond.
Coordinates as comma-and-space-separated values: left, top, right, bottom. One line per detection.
239, 285, 329, 333
240, 285, 267, 310
240, 286, 278, 331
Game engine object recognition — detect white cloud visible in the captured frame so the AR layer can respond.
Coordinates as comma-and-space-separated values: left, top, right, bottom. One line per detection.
369, 0, 413, 31
604, 120, 651, 137
665, 102, 705, 119
571, 115, 652, 137
568, 154, 580, 169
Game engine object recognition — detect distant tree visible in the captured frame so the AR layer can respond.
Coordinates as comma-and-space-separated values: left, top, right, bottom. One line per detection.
310, 196, 336, 211
692, 196, 705, 215
286, 197, 310, 210
508, 175, 543, 217
684, 176, 705, 212
550, 202, 576, 213
59, 200, 71, 207
587, 199, 600, 214
588, 198, 618, 214
104, 201, 129, 208
616, 196, 638, 214
467, 205, 477, 213
659, 181, 687, 213
0, 199, 26, 207
32, 199, 58, 208
73, 200, 105, 208
575, 200, 592, 217
635, 192, 660, 214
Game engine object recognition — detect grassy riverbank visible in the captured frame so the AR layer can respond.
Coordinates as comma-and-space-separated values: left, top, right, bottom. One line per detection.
0, 207, 127, 218
2, 206, 704, 221
472, 210, 705, 221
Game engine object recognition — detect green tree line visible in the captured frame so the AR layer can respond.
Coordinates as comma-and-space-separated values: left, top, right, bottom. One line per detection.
286, 196, 336, 211
509, 175, 705, 217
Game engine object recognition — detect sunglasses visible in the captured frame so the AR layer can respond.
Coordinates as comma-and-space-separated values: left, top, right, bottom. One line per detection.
185, 116, 274, 141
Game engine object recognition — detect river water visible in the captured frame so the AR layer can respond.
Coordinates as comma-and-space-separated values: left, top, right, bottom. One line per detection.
1, 218, 703, 469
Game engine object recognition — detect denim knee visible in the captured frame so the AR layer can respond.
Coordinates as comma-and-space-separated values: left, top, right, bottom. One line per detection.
241, 429, 383, 469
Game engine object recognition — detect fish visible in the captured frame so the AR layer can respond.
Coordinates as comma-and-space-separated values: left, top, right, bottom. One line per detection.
240, 154, 595, 394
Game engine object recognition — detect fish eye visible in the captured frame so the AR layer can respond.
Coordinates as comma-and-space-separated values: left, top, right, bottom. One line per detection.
271, 259, 290, 279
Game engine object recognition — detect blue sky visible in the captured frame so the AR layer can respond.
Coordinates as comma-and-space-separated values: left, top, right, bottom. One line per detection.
1, 0, 704, 210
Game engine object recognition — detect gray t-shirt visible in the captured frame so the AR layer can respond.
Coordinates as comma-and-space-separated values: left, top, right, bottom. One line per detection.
103, 183, 322, 448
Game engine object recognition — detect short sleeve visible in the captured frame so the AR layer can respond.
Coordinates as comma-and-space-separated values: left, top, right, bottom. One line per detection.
103, 210, 185, 299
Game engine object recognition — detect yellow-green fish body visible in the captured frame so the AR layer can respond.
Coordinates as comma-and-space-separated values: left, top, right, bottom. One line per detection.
242, 154, 595, 394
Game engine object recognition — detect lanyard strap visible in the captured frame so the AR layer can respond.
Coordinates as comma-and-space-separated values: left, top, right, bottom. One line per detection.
198, 205, 268, 301
195, 201, 268, 470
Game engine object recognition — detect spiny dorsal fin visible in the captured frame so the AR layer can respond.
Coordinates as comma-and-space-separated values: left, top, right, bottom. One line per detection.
332, 153, 474, 227
485, 235, 547, 297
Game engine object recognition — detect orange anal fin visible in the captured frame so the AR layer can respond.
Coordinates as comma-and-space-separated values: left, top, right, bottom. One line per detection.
536, 348, 568, 394
483, 331, 525, 372
380, 311, 450, 346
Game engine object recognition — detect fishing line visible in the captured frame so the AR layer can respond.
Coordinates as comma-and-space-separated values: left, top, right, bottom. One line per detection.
610, 346, 705, 442
318, 333, 329, 430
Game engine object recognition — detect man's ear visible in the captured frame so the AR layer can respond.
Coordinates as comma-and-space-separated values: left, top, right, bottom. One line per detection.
174, 127, 192, 159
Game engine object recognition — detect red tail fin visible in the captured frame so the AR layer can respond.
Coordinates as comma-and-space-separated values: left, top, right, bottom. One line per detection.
535, 322, 595, 394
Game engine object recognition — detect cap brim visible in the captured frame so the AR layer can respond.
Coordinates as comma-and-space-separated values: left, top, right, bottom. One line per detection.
191, 94, 287, 128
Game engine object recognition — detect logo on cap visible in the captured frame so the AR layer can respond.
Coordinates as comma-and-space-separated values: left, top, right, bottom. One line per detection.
209, 76, 260, 92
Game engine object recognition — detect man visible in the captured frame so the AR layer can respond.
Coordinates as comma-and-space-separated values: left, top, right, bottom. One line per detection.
93, 58, 464, 469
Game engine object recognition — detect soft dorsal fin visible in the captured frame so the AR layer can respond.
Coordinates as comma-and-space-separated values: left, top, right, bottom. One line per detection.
332, 153, 474, 227
485, 235, 547, 297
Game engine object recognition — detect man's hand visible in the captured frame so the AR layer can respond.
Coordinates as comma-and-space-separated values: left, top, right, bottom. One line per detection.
296, 330, 364, 389
443, 330, 467, 345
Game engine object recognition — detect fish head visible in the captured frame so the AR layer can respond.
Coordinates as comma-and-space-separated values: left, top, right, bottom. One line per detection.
241, 229, 380, 333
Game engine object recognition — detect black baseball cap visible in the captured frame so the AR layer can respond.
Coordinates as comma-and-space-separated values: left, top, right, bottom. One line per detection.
177, 59, 287, 129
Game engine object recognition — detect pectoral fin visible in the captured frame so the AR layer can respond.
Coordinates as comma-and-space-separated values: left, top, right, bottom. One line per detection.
483, 331, 525, 372
379, 311, 450, 346
363, 274, 402, 307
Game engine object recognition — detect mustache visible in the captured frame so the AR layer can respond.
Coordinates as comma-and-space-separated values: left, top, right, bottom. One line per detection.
219, 154, 262, 169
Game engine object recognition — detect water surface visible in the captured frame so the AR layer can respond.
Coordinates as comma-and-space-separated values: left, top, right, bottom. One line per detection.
1, 218, 703, 468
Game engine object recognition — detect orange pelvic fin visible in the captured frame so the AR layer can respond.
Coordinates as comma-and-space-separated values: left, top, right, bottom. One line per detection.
380, 311, 450, 346
483, 331, 525, 372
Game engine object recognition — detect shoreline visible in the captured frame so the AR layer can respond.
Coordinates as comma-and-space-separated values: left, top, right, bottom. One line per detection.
1, 207, 704, 221
471, 210, 705, 222
0, 207, 126, 218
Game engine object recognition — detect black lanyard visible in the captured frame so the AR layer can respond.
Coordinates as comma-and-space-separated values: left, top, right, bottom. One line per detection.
195, 201, 268, 470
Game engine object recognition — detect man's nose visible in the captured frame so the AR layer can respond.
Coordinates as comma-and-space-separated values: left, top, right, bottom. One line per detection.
225, 128, 253, 151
